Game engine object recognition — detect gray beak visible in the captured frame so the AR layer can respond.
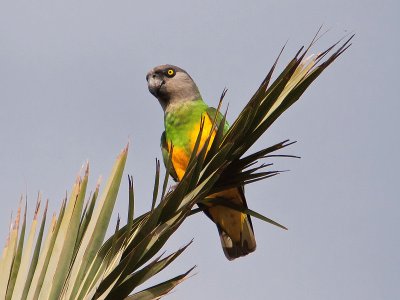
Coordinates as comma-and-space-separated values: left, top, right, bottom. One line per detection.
147, 73, 165, 97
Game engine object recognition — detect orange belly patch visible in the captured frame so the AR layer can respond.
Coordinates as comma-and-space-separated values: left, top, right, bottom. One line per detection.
168, 112, 247, 243
171, 113, 216, 180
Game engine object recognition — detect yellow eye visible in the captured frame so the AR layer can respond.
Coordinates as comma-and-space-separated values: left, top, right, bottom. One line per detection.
166, 69, 175, 77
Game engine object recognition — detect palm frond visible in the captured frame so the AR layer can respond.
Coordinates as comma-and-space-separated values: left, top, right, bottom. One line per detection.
195, 35, 354, 225
0, 34, 352, 299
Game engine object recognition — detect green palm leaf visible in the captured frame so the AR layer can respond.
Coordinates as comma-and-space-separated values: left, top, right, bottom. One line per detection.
0, 34, 352, 299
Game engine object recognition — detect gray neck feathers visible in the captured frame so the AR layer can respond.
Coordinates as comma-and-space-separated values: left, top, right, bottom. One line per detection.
163, 72, 202, 113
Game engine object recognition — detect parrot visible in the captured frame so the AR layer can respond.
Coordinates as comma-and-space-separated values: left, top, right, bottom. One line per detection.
146, 64, 256, 260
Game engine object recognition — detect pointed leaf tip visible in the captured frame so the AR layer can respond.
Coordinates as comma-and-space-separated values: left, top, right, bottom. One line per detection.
85, 161, 90, 175
96, 175, 103, 189
124, 142, 130, 152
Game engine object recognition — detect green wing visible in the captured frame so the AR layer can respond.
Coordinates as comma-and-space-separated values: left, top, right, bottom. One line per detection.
160, 131, 179, 182
206, 107, 230, 134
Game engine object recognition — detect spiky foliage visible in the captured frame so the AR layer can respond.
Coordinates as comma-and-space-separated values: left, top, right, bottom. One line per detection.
192, 33, 354, 222
0, 34, 353, 299
0, 146, 198, 300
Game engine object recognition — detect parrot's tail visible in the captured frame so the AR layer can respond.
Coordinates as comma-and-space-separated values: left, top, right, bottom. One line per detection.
218, 216, 256, 260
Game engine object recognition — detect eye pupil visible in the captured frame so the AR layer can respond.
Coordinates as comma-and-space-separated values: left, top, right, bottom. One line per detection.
167, 69, 175, 76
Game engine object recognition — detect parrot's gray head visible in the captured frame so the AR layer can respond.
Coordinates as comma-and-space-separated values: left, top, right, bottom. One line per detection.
146, 64, 201, 111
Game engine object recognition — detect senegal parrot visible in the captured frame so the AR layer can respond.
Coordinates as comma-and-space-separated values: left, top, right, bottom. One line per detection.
146, 64, 256, 260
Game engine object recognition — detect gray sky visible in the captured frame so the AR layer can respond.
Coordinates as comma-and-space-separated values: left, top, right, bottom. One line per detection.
0, 1, 399, 299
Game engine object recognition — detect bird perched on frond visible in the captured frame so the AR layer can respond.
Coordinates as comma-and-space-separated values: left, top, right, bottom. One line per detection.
147, 65, 256, 260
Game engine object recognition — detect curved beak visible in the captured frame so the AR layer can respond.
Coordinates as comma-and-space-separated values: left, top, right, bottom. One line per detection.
147, 73, 165, 97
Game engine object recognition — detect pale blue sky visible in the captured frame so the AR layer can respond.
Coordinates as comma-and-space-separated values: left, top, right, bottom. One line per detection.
0, 1, 399, 299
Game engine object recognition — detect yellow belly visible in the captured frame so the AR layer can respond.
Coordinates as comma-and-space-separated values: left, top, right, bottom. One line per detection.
171, 113, 216, 180
169, 111, 247, 243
